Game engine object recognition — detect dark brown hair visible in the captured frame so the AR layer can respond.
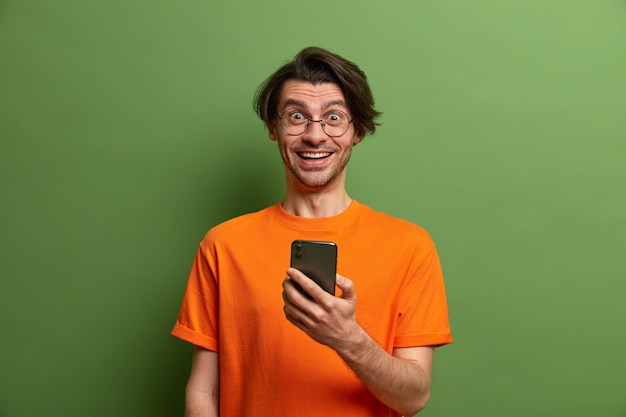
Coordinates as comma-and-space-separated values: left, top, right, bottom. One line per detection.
253, 47, 381, 138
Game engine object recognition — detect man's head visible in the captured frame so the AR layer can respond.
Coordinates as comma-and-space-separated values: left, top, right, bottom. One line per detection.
254, 47, 381, 139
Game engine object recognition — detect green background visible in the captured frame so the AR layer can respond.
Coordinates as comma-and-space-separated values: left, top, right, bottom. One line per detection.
1, 1, 625, 416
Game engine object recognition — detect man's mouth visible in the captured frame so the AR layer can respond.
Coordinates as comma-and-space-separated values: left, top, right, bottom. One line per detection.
297, 152, 332, 160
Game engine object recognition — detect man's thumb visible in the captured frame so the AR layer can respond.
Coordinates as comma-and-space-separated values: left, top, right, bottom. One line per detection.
336, 274, 356, 300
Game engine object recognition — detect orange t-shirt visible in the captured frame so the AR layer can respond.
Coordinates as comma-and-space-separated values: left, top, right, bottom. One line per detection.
172, 201, 452, 416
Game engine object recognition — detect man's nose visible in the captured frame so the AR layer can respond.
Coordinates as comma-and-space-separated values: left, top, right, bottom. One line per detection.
302, 120, 328, 143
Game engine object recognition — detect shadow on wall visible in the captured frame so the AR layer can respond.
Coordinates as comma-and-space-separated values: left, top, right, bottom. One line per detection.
212, 141, 283, 220
151, 132, 282, 416
189, 130, 283, 227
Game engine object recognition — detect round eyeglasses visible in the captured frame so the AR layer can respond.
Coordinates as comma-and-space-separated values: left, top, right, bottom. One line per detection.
276, 108, 353, 137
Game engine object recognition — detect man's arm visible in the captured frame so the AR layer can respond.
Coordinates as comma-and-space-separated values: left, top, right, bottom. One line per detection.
282, 268, 433, 416
339, 336, 433, 416
185, 346, 219, 417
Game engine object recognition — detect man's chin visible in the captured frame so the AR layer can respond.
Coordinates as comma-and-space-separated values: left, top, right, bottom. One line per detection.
294, 172, 336, 189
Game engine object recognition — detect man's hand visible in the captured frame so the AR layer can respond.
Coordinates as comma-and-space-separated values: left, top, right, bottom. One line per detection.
281, 267, 360, 349
281, 268, 433, 416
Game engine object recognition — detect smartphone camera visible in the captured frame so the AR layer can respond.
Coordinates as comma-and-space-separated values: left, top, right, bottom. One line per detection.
294, 243, 303, 259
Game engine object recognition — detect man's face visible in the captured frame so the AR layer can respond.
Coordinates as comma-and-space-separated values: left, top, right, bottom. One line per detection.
269, 80, 362, 191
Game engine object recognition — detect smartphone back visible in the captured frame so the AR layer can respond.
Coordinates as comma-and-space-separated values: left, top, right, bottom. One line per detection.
290, 240, 337, 296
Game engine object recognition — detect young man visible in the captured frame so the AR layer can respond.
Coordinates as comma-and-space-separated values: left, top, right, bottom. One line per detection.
172, 47, 452, 417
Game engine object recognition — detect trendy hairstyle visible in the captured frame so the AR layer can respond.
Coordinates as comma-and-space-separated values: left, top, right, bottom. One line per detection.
253, 47, 381, 138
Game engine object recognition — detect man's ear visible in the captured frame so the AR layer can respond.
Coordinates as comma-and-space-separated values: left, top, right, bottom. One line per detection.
352, 135, 363, 146
268, 121, 278, 141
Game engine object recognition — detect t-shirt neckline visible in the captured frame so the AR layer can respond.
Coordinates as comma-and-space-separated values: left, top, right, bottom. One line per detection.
272, 199, 362, 232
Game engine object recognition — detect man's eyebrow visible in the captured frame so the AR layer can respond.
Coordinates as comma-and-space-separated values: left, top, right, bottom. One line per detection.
281, 98, 348, 113
323, 100, 348, 110
281, 99, 307, 110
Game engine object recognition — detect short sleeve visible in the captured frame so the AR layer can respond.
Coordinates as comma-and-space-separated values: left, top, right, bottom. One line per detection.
394, 244, 452, 348
171, 242, 220, 351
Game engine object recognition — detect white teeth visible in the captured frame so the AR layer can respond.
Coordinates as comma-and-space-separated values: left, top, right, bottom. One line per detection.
300, 152, 330, 159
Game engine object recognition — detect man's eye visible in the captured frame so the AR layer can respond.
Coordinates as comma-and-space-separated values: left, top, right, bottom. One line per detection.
325, 112, 344, 123
289, 112, 305, 120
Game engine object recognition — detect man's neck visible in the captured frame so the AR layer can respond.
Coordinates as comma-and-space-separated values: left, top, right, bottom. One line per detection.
281, 186, 352, 219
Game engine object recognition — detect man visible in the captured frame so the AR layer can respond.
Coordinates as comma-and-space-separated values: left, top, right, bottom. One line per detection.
172, 46, 452, 417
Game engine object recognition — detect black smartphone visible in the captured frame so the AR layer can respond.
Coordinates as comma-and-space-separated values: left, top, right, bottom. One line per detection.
290, 240, 337, 298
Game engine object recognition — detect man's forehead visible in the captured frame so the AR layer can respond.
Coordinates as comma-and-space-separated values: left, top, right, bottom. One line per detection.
278, 80, 347, 110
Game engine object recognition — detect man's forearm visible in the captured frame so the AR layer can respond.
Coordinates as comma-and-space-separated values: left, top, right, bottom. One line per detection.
184, 347, 219, 417
335, 327, 431, 416
185, 387, 218, 417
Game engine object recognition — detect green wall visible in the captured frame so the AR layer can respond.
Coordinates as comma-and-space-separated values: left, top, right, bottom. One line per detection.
1, 1, 625, 416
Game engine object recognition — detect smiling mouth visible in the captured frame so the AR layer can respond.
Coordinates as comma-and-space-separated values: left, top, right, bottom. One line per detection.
298, 152, 332, 160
